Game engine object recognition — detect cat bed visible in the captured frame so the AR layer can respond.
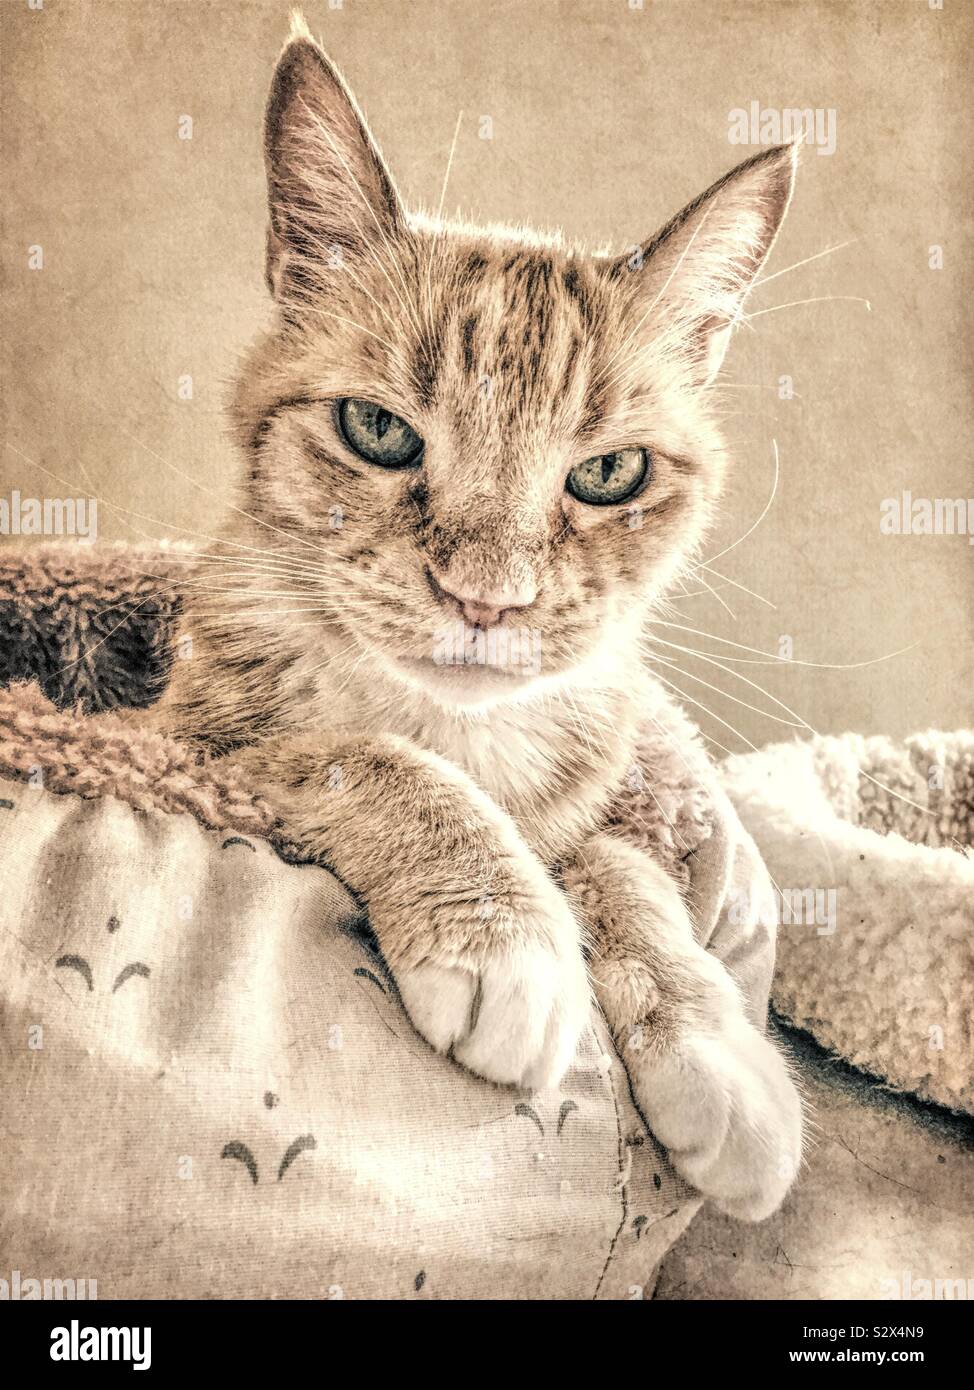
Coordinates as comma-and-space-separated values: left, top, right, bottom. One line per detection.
2, 543, 969, 1297
0, 544, 782, 1299
723, 734, 974, 1115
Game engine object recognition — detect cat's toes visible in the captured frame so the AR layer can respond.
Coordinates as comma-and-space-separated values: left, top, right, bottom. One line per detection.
395, 942, 590, 1091
454, 943, 590, 1090
631, 1018, 803, 1222
394, 962, 478, 1055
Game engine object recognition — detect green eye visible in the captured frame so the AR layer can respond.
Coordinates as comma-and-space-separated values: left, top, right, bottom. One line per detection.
566, 448, 649, 505
337, 398, 424, 468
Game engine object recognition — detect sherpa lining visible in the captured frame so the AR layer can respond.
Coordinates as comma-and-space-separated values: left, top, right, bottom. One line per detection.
0, 679, 279, 840
0, 542, 184, 711
724, 732, 974, 1115
0, 544, 297, 850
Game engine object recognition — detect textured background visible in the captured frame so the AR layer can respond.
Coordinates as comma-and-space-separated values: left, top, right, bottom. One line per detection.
2, 0, 971, 746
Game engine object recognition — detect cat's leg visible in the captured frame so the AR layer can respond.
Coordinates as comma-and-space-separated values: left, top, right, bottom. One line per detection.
563, 833, 802, 1221
227, 732, 590, 1090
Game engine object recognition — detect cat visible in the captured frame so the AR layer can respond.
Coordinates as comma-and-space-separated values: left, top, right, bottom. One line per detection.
147, 13, 803, 1221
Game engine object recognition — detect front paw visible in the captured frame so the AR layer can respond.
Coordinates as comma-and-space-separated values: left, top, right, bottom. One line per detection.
628, 1017, 803, 1221
392, 894, 591, 1092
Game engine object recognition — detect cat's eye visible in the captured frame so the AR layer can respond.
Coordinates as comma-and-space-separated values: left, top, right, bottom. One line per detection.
337, 397, 424, 469
565, 448, 650, 506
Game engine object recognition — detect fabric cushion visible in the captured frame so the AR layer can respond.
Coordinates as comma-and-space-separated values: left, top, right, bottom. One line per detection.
0, 773, 705, 1299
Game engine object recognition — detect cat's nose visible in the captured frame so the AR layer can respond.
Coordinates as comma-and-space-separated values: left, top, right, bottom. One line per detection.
459, 598, 509, 628
427, 568, 535, 628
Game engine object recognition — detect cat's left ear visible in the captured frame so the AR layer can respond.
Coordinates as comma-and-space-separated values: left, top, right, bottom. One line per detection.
607, 142, 798, 384
263, 14, 405, 298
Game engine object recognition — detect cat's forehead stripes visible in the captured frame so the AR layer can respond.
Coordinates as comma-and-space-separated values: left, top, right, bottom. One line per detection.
412, 243, 614, 439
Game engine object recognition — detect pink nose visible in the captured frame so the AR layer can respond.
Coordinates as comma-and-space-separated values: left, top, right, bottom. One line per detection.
428, 569, 535, 629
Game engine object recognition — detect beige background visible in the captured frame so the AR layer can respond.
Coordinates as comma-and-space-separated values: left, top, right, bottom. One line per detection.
2, 0, 971, 747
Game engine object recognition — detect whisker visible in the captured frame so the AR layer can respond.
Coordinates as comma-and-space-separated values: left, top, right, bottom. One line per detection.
328, 642, 375, 701
697, 564, 776, 609
647, 653, 805, 729
425, 110, 464, 345
600, 203, 716, 380
744, 294, 872, 323
751, 237, 860, 291
187, 606, 336, 619
692, 569, 737, 621
296, 98, 425, 339
651, 634, 934, 822
648, 619, 916, 671
321, 250, 404, 340
649, 669, 761, 754
273, 299, 404, 355
3, 441, 327, 576
698, 437, 779, 569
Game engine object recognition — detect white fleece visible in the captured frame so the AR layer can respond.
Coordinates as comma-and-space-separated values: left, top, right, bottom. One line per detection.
722, 730, 974, 1115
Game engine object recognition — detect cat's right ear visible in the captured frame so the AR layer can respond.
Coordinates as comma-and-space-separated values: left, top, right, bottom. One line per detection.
264, 15, 404, 299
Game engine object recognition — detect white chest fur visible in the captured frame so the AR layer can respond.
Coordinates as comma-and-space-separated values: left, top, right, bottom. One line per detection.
282, 644, 641, 859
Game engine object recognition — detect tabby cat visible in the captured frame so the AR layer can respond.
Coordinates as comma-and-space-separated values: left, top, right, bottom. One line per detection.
151, 15, 803, 1221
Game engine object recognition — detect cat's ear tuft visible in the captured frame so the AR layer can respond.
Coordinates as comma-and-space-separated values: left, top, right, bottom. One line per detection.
286, 8, 314, 44
609, 141, 798, 384
264, 25, 403, 299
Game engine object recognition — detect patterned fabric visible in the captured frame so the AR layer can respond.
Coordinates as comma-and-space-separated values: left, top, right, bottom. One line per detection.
0, 774, 708, 1299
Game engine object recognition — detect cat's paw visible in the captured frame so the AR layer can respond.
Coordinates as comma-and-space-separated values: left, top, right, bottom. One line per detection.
392, 898, 591, 1091
629, 1016, 803, 1221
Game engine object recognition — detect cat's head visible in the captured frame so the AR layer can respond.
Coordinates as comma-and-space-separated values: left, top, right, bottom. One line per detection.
231, 16, 796, 710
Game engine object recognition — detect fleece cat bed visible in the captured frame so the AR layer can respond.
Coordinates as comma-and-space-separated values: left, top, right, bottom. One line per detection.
0, 544, 786, 1299
723, 734, 974, 1116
